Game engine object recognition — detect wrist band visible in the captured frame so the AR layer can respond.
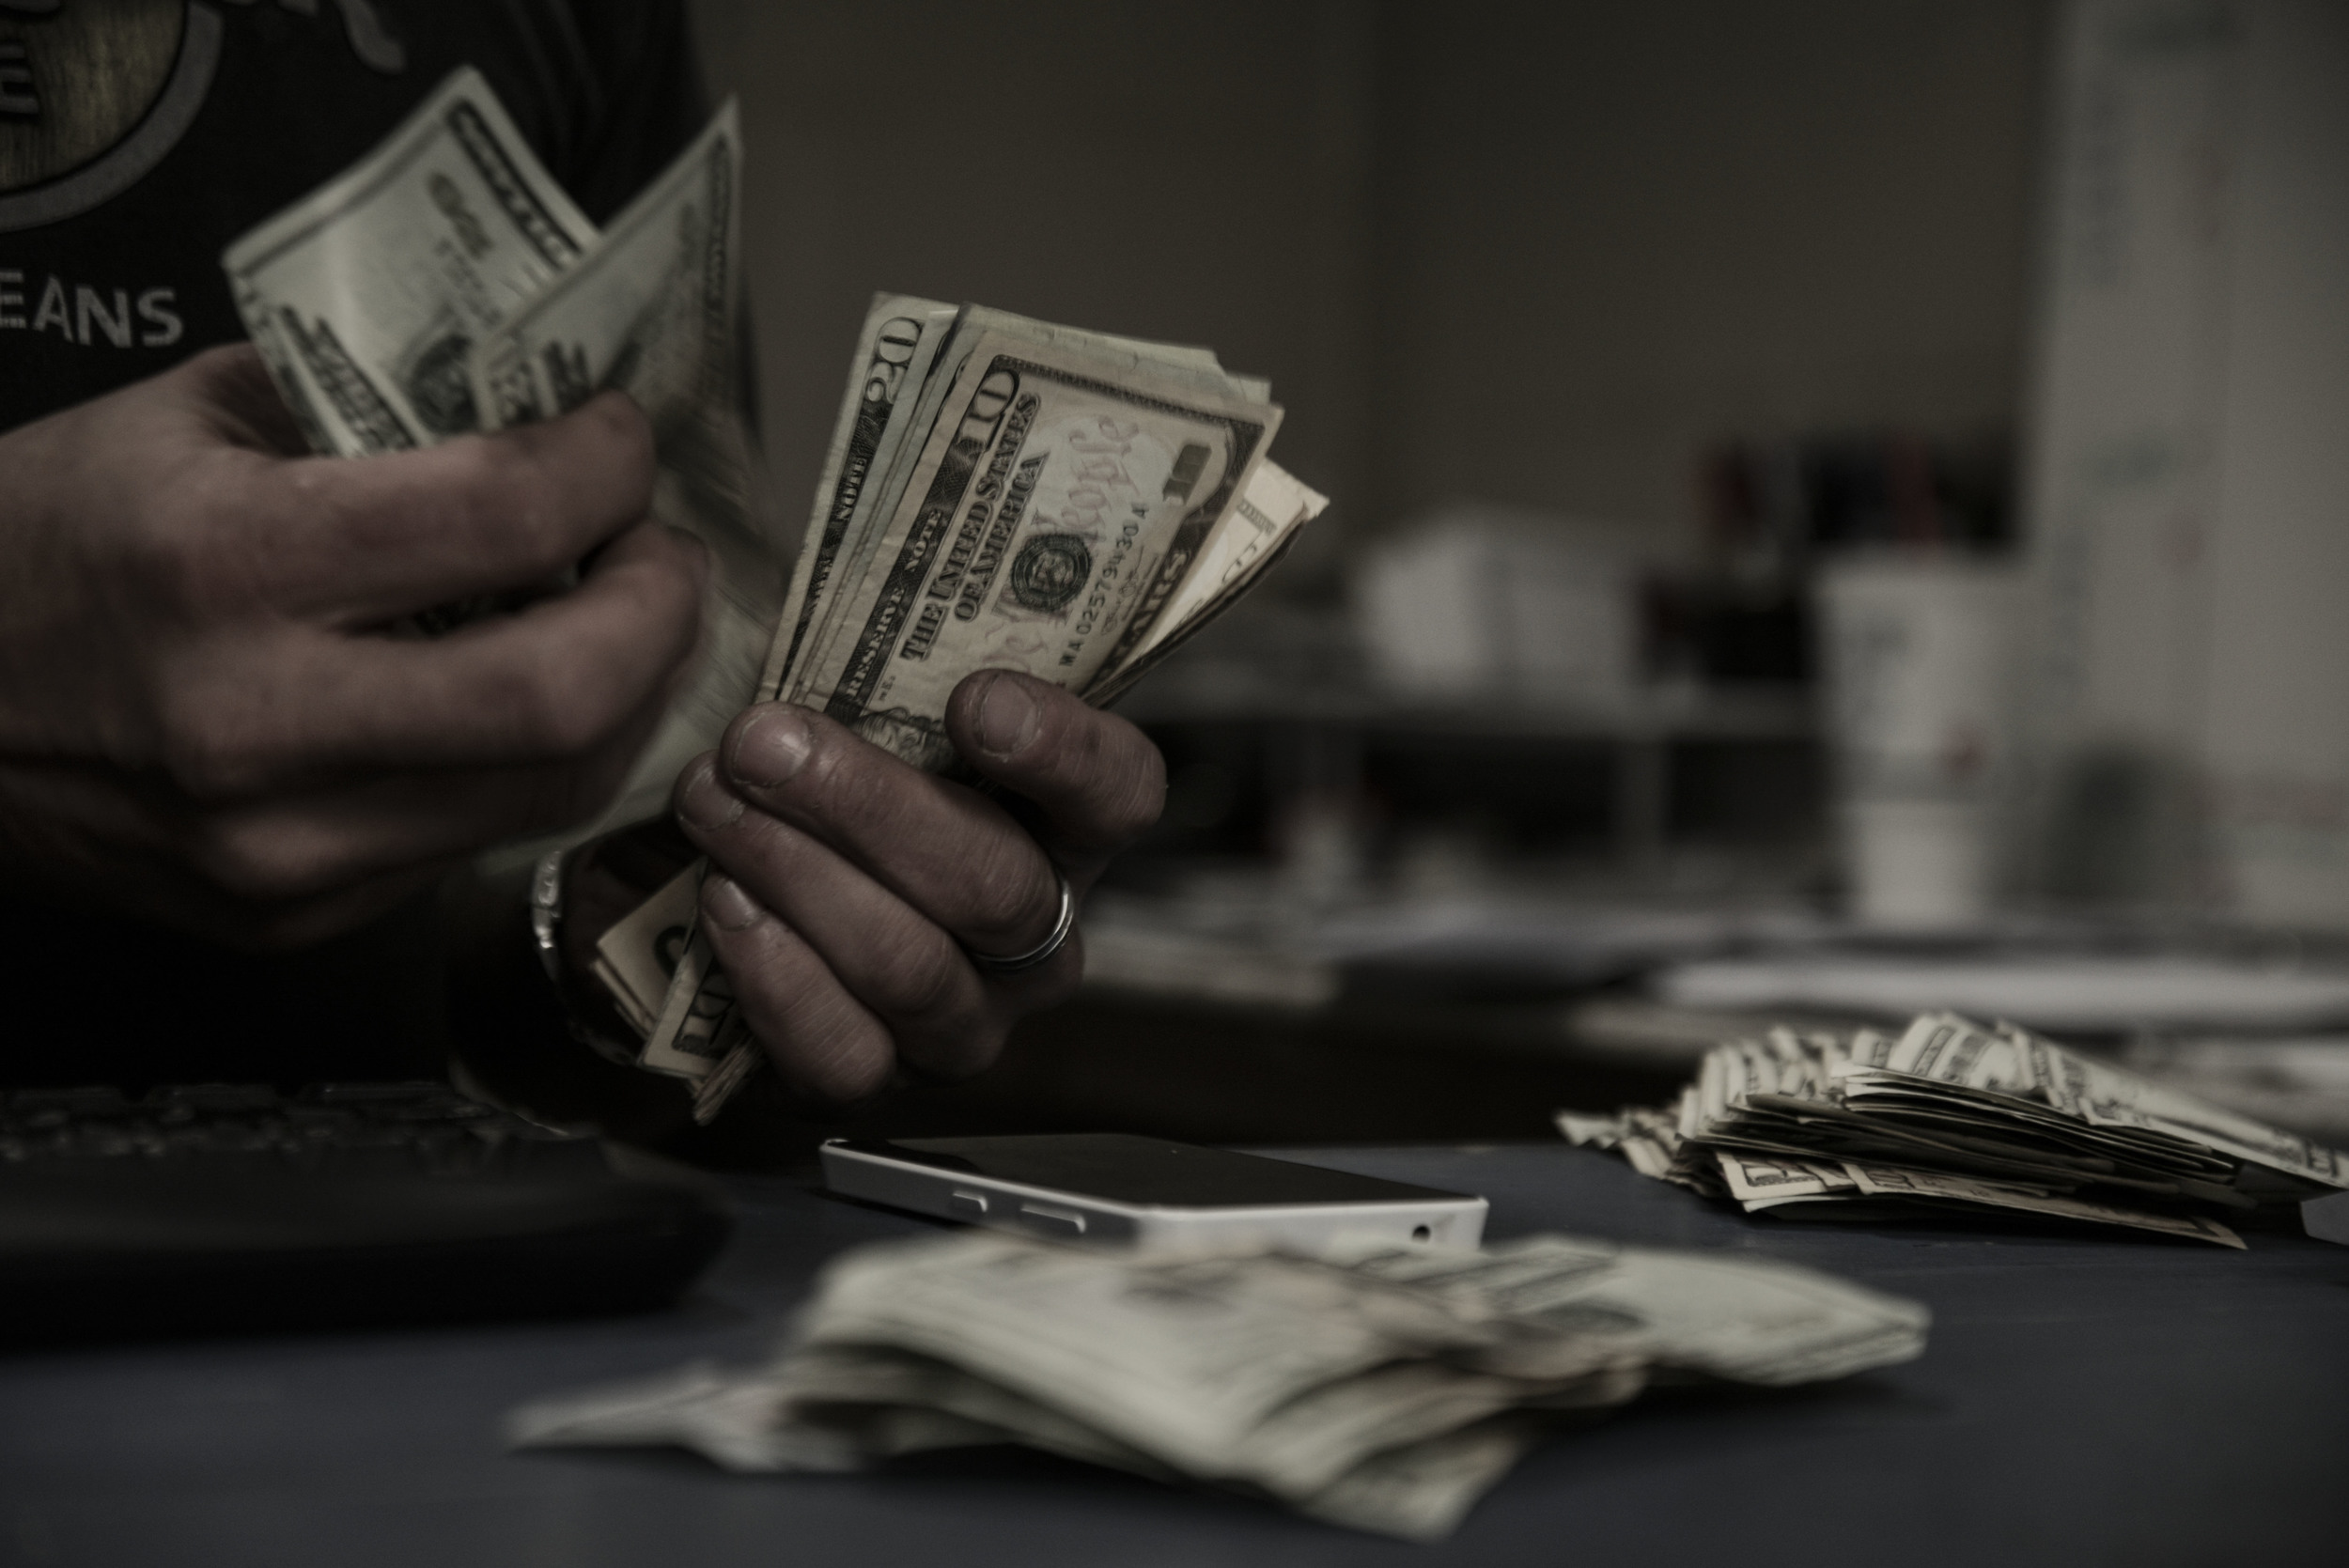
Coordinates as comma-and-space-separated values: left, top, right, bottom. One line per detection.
529, 847, 567, 985
963, 868, 1077, 975
530, 845, 643, 1068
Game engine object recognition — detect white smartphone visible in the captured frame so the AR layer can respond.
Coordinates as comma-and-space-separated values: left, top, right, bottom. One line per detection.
820, 1133, 1487, 1251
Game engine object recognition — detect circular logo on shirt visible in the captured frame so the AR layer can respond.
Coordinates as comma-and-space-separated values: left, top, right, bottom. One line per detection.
0, 0, 405, 234
0, 0, 186, 194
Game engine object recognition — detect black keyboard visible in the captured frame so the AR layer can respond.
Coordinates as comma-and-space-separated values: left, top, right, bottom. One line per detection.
0, 1082, 731, 1344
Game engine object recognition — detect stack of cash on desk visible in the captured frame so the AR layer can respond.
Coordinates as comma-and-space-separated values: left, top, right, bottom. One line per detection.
1562, 1011, 2349, 1247
511, 1225, 1926, 1541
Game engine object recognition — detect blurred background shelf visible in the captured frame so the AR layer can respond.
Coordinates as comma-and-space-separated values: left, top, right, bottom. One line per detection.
677, 0, 2349, 1167
1117, 669, 1816, 743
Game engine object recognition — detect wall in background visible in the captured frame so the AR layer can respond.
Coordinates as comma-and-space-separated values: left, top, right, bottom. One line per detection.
690, 0, 2049, 574
1374, 0, 2048, 557
687, 0, 1377, 583
2020, 0, 2349, 927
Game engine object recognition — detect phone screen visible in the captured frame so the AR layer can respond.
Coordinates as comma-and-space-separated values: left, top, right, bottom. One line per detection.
831, 1133, 1471, 1208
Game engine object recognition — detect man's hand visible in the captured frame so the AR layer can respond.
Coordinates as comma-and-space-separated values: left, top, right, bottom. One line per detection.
662, 671, 1165, 1103
0, 344, 706, 948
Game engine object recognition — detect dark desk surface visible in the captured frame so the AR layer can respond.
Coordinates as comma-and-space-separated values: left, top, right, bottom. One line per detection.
3, 1144, 2343, 1567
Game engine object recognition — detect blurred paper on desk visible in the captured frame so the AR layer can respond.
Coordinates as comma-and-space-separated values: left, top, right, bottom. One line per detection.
1817, 554, 2020, 929
510, 1227, 1925, 1541
1312, 895, 1825, 993
1079, 881, 1829, 1009
2121, 1033, 2349, 1145
1654, 952, 2349, 1034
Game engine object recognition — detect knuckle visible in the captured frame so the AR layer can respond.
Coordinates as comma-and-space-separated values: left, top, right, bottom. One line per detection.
447, 440, 561, 563
962, 843, 1053, 944
872, 928, 969, 1021
492, 647, 622, 759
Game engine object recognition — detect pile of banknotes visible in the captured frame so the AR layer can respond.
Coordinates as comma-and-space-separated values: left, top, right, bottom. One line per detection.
1562, 1010, 2349, 1248
508, 1227, 1927, 1540
225, 69, 1328, 1119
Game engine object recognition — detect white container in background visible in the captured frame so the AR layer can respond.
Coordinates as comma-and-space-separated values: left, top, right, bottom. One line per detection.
1817, 553, 2022, 929
1353, 506, 1639, 705
1841, 797, 1996, 928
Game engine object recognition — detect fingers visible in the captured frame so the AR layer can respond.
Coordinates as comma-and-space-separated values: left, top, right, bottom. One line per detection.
662, 676, 1158, 1104
692, 877, 897, 1102
678, 760, 1043, 1079
3, 686, 661, 909
157, 520, 705, 794
214, 386, 659, 625
689, 703, 1066, 957
180, 740, 656, 902
945, 671, 1165, 861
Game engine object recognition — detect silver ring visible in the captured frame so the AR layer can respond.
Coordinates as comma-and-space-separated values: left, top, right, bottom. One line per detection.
964, 868, 1076, 974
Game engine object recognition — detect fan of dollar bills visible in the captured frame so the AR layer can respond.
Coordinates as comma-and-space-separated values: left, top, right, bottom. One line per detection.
225, 70, 783, 844
224, 70, 1329, 1120
508, 1225, 1927, 1541
631, 286, 1327, 1118
1563, 1010, 2349, 1248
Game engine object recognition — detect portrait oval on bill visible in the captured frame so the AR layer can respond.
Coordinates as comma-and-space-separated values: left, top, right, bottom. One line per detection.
1004, 533, 1093, 615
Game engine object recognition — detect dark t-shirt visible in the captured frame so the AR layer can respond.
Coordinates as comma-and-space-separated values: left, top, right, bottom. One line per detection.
1, 0, 704, 427
0, 1, 707, 1086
